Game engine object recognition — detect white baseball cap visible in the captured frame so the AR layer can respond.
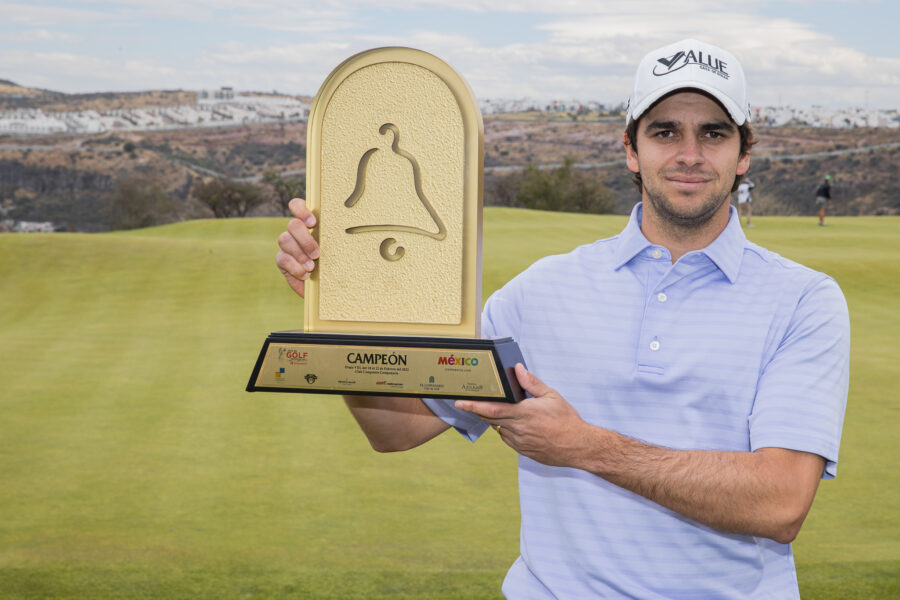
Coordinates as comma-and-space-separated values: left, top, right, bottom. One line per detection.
627, 39, 751, 125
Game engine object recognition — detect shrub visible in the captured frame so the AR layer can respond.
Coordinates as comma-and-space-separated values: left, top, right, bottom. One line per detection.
192, 178, 266, 218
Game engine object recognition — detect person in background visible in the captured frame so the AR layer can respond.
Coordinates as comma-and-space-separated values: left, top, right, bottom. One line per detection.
736, 176, 755, 227
816, 174, 832, 226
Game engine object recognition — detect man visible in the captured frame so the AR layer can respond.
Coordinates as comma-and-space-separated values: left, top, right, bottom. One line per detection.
276, 39, 850, 599
736, 177, 755, 226
816, 174, 832, 226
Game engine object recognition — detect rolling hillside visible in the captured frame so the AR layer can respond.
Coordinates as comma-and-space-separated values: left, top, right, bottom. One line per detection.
2, 83, 900, 230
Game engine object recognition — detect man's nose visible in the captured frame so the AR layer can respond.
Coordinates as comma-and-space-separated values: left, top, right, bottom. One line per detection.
676, 136, 704, 165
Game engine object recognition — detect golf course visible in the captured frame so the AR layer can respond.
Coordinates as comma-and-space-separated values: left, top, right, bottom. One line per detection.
1, 209, 897, 599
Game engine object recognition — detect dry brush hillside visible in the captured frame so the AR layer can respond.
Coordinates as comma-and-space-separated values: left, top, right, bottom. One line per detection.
2, 102, 898, 231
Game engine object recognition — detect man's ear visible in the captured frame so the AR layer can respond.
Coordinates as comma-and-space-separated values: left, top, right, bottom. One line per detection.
624, 132, 640, 174
736, 150, 750, 177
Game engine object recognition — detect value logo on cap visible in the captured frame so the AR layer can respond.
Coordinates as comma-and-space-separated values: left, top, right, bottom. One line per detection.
652, 48, 730, 81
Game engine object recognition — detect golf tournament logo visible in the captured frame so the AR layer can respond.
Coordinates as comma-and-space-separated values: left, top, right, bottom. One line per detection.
653, 48, 730, 80
278, 348, 309, 365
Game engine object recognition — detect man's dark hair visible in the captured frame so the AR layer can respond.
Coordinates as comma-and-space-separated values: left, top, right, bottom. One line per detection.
623, 103, 755, 194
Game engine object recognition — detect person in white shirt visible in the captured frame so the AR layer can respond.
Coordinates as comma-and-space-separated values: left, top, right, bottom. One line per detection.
736, 177, 755, 226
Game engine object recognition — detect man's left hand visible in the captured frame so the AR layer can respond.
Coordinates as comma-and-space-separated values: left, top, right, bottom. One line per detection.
455, 363, 591, 468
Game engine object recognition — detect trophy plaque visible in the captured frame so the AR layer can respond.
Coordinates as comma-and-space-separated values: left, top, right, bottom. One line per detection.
247, 47, 525, 402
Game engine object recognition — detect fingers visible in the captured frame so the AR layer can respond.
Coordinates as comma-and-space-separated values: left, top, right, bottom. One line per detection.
276, 230, 316, 275
288, 197, 317, 227
275, 248, 311, 280
454, 364, 552, 422
277, 261, 307, 298
276, 198, 319, 298
286, 218, 320, 260
514, 363, 553, 398
454, 399, 512, 421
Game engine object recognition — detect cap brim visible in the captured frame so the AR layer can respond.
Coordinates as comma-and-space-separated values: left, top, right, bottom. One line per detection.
629, 80, 747, 126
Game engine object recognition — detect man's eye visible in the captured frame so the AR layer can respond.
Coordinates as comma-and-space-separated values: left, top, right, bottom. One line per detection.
656, 130, 674, 138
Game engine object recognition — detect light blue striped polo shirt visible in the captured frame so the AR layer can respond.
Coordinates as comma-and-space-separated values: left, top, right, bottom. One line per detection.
424, 203, 850, 599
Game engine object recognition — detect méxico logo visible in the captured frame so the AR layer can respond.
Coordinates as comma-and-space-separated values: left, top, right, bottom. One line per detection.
437, 355, 479, 366
652, 49, 730, 80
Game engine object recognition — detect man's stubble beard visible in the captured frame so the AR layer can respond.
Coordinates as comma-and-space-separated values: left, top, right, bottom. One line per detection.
642, 177, 730, 234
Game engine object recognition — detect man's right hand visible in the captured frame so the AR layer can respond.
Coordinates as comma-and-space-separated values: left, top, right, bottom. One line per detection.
276, 197, 319, 298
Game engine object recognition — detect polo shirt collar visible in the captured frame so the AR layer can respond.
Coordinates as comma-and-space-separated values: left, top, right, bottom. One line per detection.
613, 202, 747, 284
613, 203, 654, 269
693, 206, 746, 284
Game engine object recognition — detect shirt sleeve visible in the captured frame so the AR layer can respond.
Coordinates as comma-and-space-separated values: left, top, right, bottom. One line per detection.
421, 396, 491, 442
748, 276, 850, 478
422, 283, 524, 442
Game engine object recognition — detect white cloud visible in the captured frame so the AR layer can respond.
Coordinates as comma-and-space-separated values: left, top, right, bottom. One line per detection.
0, 1, 112, 25
0, 50, 115, 91
0, 28, 78, 43
1, 1, 898, 107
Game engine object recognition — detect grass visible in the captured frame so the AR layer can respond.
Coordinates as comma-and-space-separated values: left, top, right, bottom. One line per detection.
1, 210, 898, 599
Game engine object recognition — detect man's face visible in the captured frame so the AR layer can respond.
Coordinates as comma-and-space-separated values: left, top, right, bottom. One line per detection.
625, 91, 750, 230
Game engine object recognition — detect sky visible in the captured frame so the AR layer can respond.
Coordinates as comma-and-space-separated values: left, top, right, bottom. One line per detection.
2, 0, 899, 109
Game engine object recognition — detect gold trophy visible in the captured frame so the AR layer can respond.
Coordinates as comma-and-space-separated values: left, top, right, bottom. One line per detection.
247, 47, 524, 402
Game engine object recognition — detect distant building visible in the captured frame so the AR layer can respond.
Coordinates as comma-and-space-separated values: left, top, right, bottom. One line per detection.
753, 105, 900, 129
0, 109, 67, 134
3, 87, 894, 136
198, 87, 235, 101
4, 220, 58, 233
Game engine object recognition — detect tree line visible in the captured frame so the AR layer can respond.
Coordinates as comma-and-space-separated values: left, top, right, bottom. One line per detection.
110, 170, 305, 230
111, 156, 613, 231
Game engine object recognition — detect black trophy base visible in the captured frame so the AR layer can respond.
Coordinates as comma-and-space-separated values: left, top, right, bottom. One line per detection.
247, 331, 525, 403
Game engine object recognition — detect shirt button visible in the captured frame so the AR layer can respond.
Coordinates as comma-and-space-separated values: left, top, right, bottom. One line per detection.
649, 340, 661, 351
657, 292, 668, 303
651, 249, 662, 259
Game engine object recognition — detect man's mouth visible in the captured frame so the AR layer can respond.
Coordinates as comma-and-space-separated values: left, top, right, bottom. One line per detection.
665, 173, 713, 190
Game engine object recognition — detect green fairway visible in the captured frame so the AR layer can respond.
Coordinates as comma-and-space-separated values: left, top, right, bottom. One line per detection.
1, 211, 897, 599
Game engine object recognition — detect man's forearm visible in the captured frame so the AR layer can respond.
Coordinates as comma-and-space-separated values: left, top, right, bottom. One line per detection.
455, 367, 827, 544
576, 427, 824, 544
343, 395, 449, 452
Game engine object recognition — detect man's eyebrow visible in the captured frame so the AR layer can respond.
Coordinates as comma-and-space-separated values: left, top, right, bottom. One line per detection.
644, 120, 679, 132
701, 120, 736, 133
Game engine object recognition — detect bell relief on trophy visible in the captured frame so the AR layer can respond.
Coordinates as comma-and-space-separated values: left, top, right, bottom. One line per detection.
304, 48, 483, 336
344, 122, 448, 263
